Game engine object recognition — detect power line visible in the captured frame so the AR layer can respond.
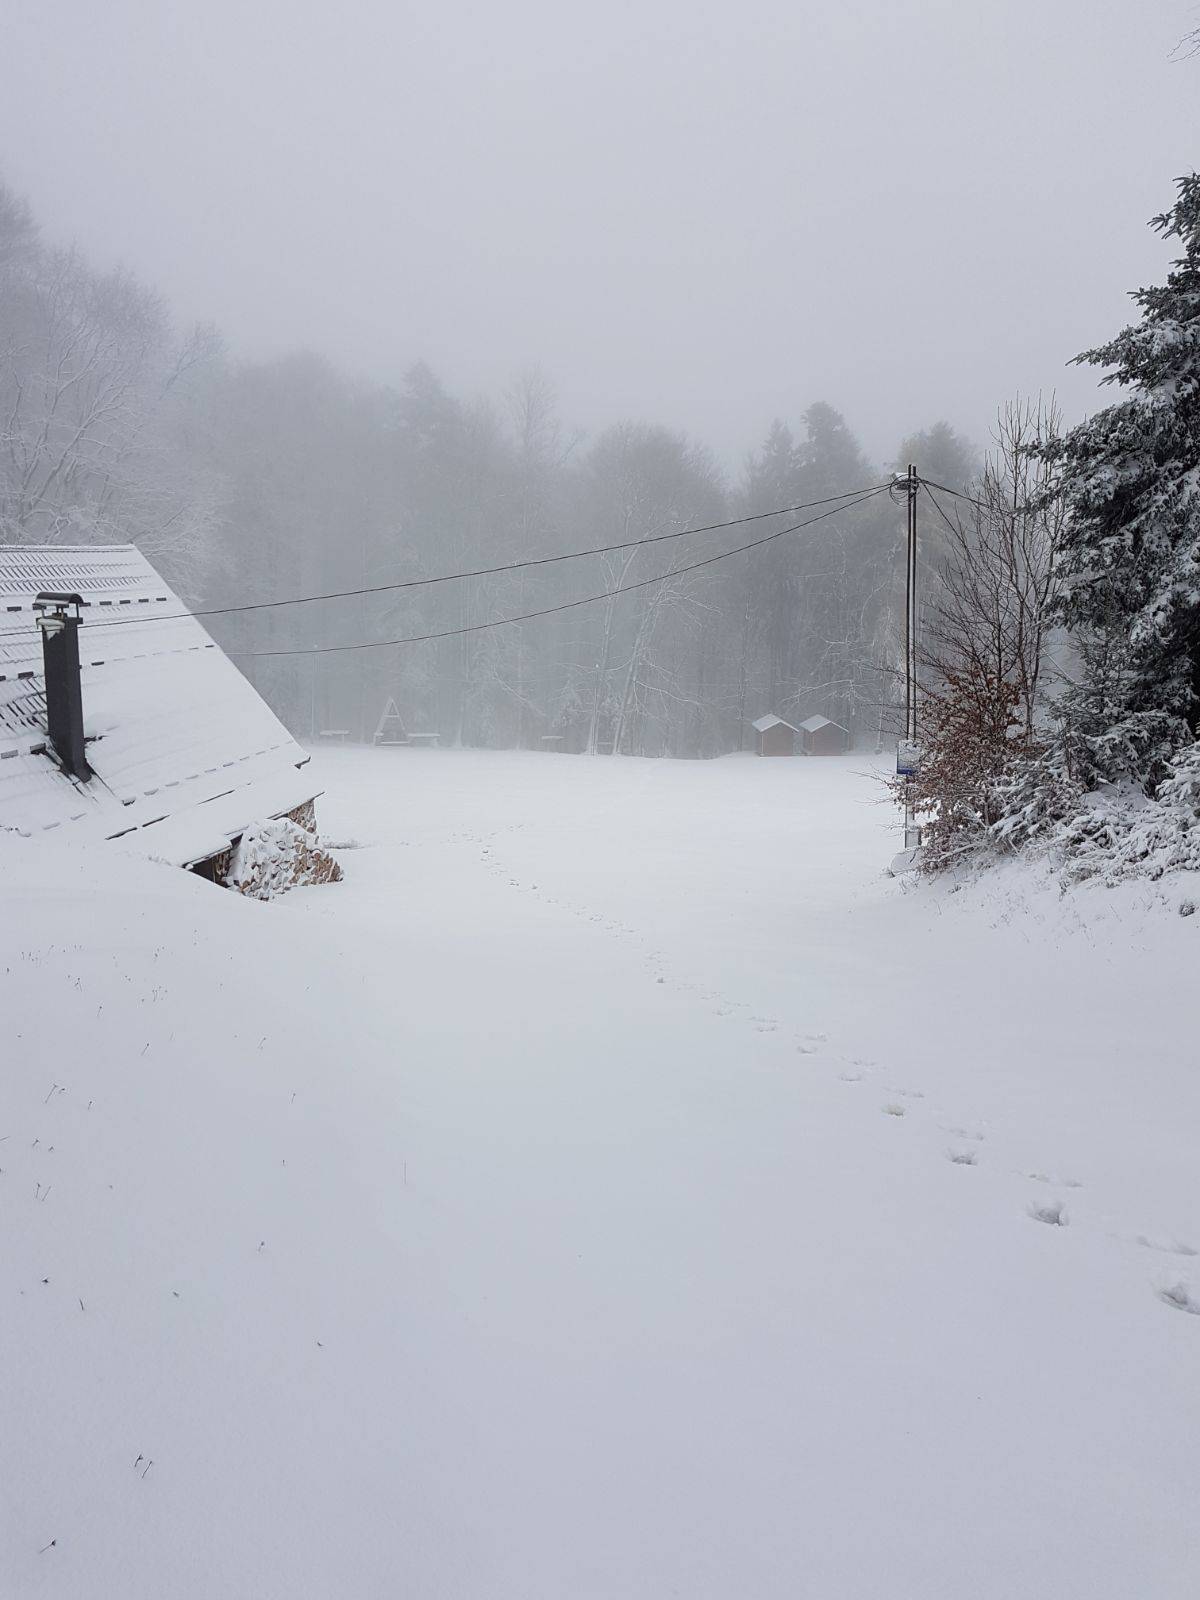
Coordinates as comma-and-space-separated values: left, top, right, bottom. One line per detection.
919, 476, 1034, 516
201, 483, 885, 621
917, 476, 984, 509
238, 486, 892, 660
0, 482, 888, 643
922, 481, 962, 539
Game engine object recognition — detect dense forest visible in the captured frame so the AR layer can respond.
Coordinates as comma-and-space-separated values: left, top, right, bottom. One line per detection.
0, 177, 975, 757
5, 165, 1199, 886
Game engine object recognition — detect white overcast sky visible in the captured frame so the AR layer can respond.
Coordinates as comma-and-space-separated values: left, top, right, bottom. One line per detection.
2, 0, 1196, 466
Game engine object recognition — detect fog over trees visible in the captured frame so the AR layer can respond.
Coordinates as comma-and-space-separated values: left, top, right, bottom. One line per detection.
5, 8, 1200, 1596
1, 175, 978, 756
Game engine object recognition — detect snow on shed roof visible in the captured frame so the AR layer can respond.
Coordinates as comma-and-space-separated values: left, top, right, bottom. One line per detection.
0, 545, 316, 864
750, 714, 800, 734
798, 714, 849, 733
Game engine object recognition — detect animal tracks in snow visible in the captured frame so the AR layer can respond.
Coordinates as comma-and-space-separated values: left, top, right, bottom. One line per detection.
477, 834, 797, 1054
862, 1079, 1146, 1273
1158, 1282, 1200, 1315
881, 1084, 924, 1117
1137, 1235, 1197, 1257
475, 838, 1196, 1322
476, 831, 843, 1078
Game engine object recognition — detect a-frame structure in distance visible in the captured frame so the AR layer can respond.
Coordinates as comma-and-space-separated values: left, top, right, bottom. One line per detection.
373, 698, 409, 745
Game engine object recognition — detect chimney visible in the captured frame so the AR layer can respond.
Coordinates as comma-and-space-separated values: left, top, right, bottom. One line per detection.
34, 592, 91, 782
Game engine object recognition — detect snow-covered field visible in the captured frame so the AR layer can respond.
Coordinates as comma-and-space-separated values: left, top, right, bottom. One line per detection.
4, 747, 1198, 1598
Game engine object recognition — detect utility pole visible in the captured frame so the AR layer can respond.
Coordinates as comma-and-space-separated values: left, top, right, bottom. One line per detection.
906, 462, 918, 742
896, 464, 922, 851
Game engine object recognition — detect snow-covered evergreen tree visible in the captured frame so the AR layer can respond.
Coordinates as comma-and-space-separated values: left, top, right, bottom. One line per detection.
1050, 175, 1200, 787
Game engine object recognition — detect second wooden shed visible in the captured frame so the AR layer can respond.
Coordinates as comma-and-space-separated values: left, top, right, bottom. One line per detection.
750, 714, 801, 757
798, 715, 852, 755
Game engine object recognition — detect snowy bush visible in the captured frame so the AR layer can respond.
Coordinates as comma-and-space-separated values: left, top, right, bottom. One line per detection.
893, 674, 1078, 872
226, 818, 342, 901
1058, 740, 1200, 884
986, 751, 1080, 855
904, 733, 1200, 888
890, 687, 1200, 885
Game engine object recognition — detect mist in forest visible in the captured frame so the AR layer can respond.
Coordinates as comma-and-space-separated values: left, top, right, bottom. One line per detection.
0, 0, 1194, 751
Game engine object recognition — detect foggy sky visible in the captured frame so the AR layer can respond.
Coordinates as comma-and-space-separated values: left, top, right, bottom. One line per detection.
2, 0, 1195, 467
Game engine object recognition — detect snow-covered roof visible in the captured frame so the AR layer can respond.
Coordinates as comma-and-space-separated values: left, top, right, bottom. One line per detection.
0, 545, 316, 865
751, 714, 800, 734
798, 715, 848, 734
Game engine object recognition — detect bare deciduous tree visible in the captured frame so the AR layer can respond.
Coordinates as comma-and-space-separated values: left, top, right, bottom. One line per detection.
0, 179, 221, 587
900, 398, 1069, 865
923, 397, 1066, 740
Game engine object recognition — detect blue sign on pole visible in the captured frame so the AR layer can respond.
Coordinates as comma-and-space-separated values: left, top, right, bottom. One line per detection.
896, 739, 920, 778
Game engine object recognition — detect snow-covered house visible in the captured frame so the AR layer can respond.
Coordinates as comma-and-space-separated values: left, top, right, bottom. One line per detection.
0, 545, 326, 880
798, 714, 852, 755
750, 714, 801, 757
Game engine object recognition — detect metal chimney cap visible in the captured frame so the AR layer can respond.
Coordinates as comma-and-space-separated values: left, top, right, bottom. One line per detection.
33, 591, 86, 613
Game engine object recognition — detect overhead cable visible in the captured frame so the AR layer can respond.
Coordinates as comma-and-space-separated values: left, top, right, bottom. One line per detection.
240, 485, 892, 659
0, 482, 888, 644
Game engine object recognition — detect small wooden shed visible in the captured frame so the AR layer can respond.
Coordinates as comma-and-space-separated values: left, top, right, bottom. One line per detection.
750, 714, 801, 757
799, 714, 852, 755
